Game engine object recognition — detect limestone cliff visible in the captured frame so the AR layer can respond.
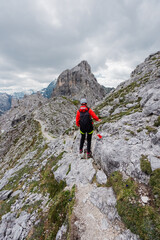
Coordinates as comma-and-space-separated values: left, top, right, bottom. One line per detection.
52, 60, 107, 105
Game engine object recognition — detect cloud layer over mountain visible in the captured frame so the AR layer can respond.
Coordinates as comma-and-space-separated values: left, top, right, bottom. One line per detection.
0, 0, 160, 91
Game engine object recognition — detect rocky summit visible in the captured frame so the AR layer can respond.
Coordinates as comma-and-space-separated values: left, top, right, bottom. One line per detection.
52, 60, 107, 105
0, 52, 160, 240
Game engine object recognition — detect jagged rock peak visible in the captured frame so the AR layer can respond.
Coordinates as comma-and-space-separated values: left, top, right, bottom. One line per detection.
77, 60, 91, 74
52, 61, 106, 105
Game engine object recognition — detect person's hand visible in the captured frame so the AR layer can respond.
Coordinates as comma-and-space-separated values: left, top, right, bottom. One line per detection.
98, 119, 102, 122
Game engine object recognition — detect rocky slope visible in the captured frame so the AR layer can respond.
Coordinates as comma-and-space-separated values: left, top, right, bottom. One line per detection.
52, 60, 107, 105
0, 52, 160, 240
94, 51, 160, 179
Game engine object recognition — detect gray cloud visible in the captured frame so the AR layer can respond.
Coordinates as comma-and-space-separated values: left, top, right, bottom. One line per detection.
0, 0, 160, 91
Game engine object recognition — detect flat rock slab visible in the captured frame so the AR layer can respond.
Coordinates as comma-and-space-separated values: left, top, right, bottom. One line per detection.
96, 170, 107, 184
54, 155, 96, 185
90, 187, 119, 222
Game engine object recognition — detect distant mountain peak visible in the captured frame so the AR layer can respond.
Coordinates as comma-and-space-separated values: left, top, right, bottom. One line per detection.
52, 61, 106, 105
77, 60, 91, 73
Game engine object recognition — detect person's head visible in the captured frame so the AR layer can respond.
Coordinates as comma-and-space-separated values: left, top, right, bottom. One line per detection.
80, 98, 87, 105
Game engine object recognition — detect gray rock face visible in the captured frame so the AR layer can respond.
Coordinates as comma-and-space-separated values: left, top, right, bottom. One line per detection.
0, 211, 36, 240
53, 152, 96, 185
52, 60, 107, 105
96, 170, 107, 184
0, 92, 47, 133
0, 190, 13, 200
90, 187, 119, 222
34, 97, 77, 137
56, 224, 67, 240
93, 51, 160, 183
115, 230, 140, 240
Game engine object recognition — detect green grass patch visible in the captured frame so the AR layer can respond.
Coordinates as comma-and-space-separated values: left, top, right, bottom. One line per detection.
34, 143, 48, 160
65, 128, 72, 135
107, 171, 160, 240
22, 200, 43, 214
40, 165, 66, 199
137, 128, 143, 133
62, 96, 80, 106
47, 151, 65, 169
140, 155, 152, 175
95, 81, 143, 112
126, 129, 136, 136
149, 169, 160, 210
146, 126, 157, 134
0, 196, 17, 220
66, 164, 71, 175
95, 104, 142, 128
3, 165, 33, 191
154, 116, 160, 127
27, 161, 76, 240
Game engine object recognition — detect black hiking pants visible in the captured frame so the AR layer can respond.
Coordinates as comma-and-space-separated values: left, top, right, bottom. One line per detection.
80, 132, 92, 153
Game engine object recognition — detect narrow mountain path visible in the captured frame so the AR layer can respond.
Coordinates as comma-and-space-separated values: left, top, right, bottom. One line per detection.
34, 116, 139, 240
73, 184, 123, 240
36, 118, 55, 142
34, 112, 55, 142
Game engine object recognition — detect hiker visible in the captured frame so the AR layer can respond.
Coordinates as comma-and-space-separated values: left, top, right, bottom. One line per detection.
76, 98, 101, 158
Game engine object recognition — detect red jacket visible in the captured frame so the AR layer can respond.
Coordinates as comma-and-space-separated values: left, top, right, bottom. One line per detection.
76, 105, 99, 127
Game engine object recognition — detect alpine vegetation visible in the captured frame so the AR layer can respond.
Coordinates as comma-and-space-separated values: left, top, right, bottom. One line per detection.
0, 53, 160, 240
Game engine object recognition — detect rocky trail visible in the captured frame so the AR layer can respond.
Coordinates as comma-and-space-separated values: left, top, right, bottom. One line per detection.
36, 116, 139, 240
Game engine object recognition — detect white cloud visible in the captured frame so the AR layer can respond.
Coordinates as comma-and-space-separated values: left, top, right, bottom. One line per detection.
0, 0, 160, 93
95, 59, 133, 88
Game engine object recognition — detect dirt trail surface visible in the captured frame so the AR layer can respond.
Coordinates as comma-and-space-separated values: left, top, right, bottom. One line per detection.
34, 116, 55, 142
73, 184, 123, 240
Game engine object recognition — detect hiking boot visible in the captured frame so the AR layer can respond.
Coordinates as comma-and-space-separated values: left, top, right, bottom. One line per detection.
87, 152, 93, 159
79, 149, 83, 154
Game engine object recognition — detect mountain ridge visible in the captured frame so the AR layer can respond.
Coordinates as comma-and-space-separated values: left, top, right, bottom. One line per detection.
0, 52, 160, 240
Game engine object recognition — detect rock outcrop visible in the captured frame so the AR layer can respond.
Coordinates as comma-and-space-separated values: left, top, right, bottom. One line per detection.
94, 51, 160, 183
0, 92, 47, 133
52, 60, 107, 105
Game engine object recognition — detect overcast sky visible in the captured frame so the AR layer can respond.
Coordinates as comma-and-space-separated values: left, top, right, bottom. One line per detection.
0, 0, 160, 93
